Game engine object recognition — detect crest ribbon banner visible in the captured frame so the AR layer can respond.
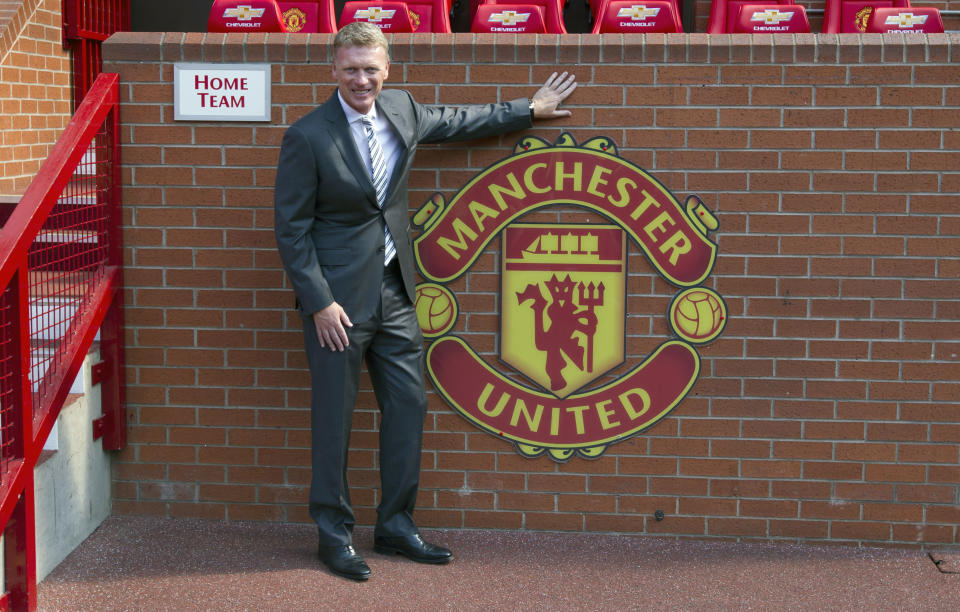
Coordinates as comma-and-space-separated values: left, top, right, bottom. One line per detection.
427, 336, 700, 459
415, 145, 717, 286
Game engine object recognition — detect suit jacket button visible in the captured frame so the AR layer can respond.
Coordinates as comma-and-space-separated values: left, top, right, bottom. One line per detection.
377, 246, 385, 253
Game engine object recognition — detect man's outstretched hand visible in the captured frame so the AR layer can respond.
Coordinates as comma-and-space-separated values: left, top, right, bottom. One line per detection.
531, 71, 578, 119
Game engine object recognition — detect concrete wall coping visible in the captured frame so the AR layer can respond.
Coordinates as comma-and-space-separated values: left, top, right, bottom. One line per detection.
103, 31, 960, 65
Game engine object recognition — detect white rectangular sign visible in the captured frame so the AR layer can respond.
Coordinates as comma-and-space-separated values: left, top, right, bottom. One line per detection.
174, 63, 271, 122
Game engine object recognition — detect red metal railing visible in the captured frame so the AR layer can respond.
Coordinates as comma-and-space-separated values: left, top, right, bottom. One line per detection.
63, 0, 130, 108
0, 72, 124, 612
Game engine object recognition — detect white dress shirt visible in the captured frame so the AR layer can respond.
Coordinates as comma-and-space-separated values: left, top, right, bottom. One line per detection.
338, 91, 401, 197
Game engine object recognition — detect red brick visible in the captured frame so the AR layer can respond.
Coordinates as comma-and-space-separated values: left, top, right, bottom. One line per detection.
742, 499, 798, 518
709, 518, 767, 537
864, 463, 926, 483
830, 521, 891, 542
804, 461, 863, 480
138, 444, 196, 464
499, 492, 555, 511
802, 501, 860, 520
649, 477, 709, 496
897, 484, 955, 504
770, 519, 829, 539
741, 460, 801, 479
680, 419, 740, 438
525, 512, 583, 531
679, 458, 738, 477
898, 443, 959, 464
463, 510, 522, 529
436, 490, 494, 509
711, 439, 770, 458
228, 504, 285, 522
680, 496, 737, 516
649, 437, 710, 457
773, 480, 831, 500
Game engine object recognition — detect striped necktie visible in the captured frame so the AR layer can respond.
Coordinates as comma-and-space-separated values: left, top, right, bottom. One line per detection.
360, 115, 396, 265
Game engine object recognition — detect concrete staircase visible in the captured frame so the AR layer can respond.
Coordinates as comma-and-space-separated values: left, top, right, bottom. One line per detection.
3, 148, 114, 583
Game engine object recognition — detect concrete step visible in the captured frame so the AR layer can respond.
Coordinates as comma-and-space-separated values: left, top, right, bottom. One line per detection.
34, 347, 112, 582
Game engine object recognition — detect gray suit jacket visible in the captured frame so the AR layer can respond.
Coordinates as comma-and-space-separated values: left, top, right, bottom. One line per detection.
274, 89, 531, 323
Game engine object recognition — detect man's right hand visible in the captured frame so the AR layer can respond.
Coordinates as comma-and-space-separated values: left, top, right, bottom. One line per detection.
312, 302, 353, 351
530, 71, 577, 119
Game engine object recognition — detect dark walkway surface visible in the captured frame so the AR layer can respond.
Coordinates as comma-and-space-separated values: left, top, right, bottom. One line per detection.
40, 515, 960, 610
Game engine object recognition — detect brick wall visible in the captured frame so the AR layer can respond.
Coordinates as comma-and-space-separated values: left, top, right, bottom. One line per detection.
103, 32, 960, 546
0, 0, 71, 196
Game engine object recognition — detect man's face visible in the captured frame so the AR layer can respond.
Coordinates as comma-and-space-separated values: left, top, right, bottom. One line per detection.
332, 44, 390, 115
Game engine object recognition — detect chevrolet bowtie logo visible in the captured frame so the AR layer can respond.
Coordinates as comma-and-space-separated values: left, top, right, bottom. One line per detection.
489, 10, 531, 25
355, 7, 397, 21
617, 5, 660, 20
750, 8, 794, 24
885, 12, 928, 27
223, 5, 266, 20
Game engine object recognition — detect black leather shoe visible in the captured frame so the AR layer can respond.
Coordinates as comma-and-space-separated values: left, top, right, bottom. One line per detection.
318, 544, 371, 581
374, 533, 452, 564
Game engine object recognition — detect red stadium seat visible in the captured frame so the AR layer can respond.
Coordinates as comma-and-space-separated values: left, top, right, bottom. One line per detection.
590, 0, 683, 33
706, 0, 797, 33
471, 4, 548, 32
472, 0, 564, 25
208, 0, 288, 32
731, 3, 810, 32
483, 0, 567, 32
588, 0, 680, 25
404, 0, 454, 32
865, 6, 943, 32
340, 1, 416, 31
822, 0, 911, 33
278, 1, 338, 33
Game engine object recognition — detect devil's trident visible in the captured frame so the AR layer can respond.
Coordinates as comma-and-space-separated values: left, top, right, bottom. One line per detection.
578, 281, 604, 373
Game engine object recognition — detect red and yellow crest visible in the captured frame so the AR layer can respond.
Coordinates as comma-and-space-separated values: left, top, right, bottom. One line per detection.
413, 134, 725, 461
855, 6, 873, 31
501, 224, 626, 398
282, 7, 307, 32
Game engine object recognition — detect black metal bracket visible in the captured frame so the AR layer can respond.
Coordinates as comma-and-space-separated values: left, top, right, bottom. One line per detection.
928, 553, 960, 574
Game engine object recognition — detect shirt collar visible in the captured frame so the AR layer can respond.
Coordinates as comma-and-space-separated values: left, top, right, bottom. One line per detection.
337, 90, 377, 125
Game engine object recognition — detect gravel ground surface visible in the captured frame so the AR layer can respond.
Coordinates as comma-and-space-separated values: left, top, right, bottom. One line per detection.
39, 515, 960, 611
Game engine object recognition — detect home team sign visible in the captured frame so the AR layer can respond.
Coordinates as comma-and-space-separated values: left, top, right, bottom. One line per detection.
413, 134, 726, 462
174, 63, 271, 121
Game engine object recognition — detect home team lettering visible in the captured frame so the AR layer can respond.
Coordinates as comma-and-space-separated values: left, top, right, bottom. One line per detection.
416, 144, 716, 286
193, 75, 248, 108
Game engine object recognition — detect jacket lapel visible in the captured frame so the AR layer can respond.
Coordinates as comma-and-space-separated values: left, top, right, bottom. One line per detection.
322, 93, 378, 207
377, 97, 410, 206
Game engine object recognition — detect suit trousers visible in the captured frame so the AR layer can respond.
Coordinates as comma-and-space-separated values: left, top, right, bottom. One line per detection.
302, 262, 428, 547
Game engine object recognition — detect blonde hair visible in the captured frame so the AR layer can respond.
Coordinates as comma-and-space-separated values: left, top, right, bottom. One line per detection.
333, 22, 390, 60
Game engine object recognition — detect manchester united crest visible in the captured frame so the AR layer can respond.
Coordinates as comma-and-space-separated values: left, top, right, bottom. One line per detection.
282, 7, 307, 32
413, 133, 725, 461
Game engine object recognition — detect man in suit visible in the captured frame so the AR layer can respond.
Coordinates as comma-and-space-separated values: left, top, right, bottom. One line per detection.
274, 22, 576, 581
